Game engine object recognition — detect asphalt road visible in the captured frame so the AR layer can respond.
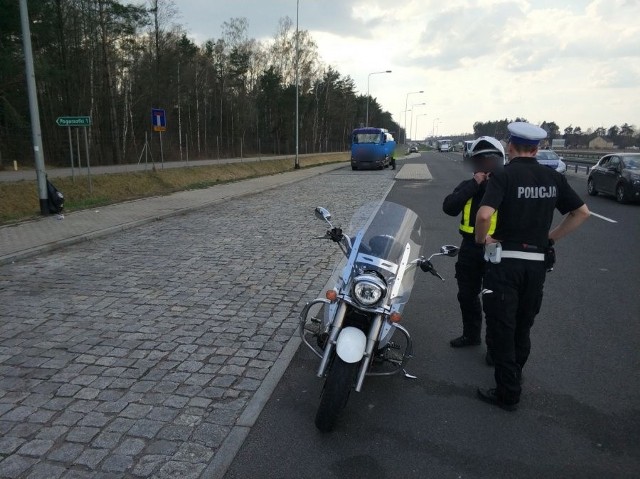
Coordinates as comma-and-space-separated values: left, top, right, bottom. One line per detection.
224, 151, 640, 479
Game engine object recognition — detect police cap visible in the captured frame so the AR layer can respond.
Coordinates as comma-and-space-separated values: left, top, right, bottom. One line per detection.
507, 122, 547, 146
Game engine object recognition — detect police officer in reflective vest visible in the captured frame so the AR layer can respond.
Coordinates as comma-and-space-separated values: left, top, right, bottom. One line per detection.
474, 122, 590, 411
443, 137, 504, 365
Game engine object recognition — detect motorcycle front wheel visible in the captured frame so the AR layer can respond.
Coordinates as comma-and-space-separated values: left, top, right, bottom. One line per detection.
314, 357, 358, 432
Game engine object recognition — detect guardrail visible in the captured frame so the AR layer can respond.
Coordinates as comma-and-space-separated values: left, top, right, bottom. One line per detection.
553, 150, 601, 175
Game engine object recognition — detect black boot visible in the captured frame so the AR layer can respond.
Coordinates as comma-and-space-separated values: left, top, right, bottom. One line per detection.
476, 388, 518, 411
449, 335, 481, 348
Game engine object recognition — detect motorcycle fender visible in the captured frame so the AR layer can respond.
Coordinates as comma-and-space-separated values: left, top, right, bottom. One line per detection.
336, 327, 367, 364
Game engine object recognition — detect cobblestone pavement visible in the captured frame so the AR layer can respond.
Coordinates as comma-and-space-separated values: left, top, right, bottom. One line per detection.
0, 169, 394, 478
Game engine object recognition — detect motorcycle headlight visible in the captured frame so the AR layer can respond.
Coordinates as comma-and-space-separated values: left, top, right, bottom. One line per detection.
352, 274, 387, 307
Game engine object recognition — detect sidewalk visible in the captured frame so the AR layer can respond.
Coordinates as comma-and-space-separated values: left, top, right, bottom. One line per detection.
0, 161, 399, 479
0, 163, 347, 266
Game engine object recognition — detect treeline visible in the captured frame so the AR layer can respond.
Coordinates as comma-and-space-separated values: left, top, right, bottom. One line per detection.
0, 0, 401, 168
473, 119, 639, 149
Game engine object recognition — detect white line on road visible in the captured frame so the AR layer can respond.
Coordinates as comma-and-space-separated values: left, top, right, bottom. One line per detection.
589, 211, 617, 223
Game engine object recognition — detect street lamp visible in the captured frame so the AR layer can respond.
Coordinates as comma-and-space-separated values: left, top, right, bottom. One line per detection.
404, 90, 423, 144
366, 70, 391, 127
294, 0, 300, 169
415, 113, 428, 142
432, 117, 440, 139
409, 102, 426, 142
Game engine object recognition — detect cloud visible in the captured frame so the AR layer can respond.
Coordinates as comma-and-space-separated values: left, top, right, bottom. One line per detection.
174, 0, 640, 134
590, 63, 640, 88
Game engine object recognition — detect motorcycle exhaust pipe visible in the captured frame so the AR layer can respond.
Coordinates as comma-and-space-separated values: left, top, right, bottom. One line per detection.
316, 302, 347, 378
355, 314, 383, 392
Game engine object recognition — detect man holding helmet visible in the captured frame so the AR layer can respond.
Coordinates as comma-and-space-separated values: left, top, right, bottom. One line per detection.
442, 136, 504, 364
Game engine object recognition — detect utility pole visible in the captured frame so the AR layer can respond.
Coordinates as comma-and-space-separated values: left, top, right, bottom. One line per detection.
294, 0, 300, 169
19, 0, 48, 215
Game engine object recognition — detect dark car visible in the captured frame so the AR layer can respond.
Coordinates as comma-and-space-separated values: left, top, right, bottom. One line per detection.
587, 153, 640, 203
536, 149, 567, 174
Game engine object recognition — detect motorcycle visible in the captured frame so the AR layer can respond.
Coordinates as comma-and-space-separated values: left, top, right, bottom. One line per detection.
299, 201, 458, 432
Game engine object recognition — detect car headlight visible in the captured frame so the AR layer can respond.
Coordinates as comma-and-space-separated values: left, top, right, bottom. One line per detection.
352, 274, 387, 306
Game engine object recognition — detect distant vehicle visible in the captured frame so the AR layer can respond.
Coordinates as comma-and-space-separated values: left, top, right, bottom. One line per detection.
437, 139, 452, 152
536, 149, 567, 174
407, 144, 419, 154
587, 153, 640, 203
350, 128, 395, 170
462, 141, 474, 160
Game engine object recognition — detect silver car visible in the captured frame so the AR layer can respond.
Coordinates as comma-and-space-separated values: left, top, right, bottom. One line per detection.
536, 149, 567, 174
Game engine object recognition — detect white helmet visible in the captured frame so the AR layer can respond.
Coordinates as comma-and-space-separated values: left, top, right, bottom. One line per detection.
469, 136, 505, 160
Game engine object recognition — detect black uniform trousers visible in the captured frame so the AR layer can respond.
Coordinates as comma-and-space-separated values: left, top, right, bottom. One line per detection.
482, 258, 546, 404
454, 237, 488, 344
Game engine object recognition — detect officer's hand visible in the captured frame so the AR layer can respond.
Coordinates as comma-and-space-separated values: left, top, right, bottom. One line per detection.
473, 172, 488, 184
484, 235, 499, 245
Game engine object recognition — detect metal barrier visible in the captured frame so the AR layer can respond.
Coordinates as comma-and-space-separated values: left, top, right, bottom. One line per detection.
556, 151, 601, 175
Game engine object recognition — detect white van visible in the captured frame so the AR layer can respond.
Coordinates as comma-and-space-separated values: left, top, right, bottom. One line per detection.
438, 139, 452, 152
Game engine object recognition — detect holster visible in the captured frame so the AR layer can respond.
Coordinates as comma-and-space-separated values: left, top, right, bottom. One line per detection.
544, 246, 556, 271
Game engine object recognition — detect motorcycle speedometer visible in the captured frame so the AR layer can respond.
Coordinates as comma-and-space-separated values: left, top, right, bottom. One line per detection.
352, 274, 387, 307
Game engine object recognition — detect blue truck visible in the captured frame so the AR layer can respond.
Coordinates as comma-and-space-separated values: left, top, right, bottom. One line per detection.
350, 127, 396, 170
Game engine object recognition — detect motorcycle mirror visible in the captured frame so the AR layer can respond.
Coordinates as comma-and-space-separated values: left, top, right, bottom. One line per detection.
440, 245, 459, 257
314, 207, 332, 223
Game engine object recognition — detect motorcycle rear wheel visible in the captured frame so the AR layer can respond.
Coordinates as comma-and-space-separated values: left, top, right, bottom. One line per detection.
314, 357, 358, 432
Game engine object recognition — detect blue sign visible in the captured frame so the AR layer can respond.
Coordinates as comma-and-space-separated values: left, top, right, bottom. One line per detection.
152, 108, 166, 132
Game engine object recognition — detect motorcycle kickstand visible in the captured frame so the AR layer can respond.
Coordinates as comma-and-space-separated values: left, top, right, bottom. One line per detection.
402, 369, 417, 379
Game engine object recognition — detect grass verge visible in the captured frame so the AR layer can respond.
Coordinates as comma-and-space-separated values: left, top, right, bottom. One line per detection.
1, 153, 347, 225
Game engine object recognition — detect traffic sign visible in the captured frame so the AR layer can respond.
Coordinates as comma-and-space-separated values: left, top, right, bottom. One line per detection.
56, 116, 91, 127
152, 108, 166, 132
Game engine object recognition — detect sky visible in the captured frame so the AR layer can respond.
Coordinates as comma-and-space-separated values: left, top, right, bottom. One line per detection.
170, 0, 639, 139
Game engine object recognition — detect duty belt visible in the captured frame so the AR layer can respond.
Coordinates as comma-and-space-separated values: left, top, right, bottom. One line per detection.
501, 250, 545, 261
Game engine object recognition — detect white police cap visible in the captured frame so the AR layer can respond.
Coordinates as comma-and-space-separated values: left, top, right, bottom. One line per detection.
507, 122, 547, 145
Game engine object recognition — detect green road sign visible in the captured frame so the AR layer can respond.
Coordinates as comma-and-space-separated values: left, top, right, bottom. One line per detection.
56, 116, 91, 127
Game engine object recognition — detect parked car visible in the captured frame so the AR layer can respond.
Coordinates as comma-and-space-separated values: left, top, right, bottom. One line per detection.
536, 149, 567, 174
587, 153, 640, 203
406, 144, 419, 154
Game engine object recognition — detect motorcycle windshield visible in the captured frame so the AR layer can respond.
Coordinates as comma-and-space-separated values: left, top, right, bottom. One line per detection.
337, 201, 426, 313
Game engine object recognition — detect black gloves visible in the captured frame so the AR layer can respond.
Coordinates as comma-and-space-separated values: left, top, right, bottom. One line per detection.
328, 227, 343, 243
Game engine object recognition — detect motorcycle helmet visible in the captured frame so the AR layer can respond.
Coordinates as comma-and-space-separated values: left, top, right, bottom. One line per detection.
467, 136, 505, 173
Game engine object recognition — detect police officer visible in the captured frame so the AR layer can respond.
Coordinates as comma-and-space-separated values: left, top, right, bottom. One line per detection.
443, 137, 504, 365
474, 122, 590, 411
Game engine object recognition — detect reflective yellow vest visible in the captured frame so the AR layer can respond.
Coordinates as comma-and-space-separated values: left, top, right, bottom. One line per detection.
459, 198, 497, 235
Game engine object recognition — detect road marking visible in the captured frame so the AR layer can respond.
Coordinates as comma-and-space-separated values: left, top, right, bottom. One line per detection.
395, 164, 432, 180
589, 211, 617, 223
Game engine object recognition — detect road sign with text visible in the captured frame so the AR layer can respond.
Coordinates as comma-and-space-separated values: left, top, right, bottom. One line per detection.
56, 116, 91, 127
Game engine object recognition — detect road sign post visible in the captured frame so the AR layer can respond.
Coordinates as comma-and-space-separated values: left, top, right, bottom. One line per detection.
152, 109, 166, 168
57, 116, 92, 191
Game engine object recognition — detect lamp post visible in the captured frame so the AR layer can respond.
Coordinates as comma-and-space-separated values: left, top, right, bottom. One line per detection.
366, 70, 391, 127
409, 102, 426, 142
432, 117, 440, 139
415, 113, 428, 142
404, 90, 423, 144
19, 0, 48, 214
294, 0, 300, 169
